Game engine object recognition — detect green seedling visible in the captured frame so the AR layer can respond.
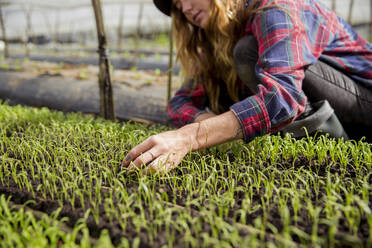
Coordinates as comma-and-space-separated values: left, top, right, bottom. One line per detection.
0, 101, 370, 247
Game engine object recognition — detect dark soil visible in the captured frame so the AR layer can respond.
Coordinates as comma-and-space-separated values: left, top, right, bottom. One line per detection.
0, 130, 371, 247
9, 54, 181, 74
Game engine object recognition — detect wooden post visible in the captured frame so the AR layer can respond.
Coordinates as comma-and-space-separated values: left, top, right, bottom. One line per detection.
81, 31, 87, 47
22, 6, 32, 57
347, 0, 354, 24
69, 20, 75, 43
0, 6, 8, 58
331, 0, 336, 12
54, 9, 60, 49
167, 22, 174, 106
42, 12, 53, 43
370, 0, 372, 42
117, 5, 125, 51
91, 0, 115, 120
136, 3, 144, 44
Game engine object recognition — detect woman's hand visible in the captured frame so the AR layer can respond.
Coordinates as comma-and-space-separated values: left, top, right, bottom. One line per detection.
122, 110, 243, 174
121, 124, 199, 174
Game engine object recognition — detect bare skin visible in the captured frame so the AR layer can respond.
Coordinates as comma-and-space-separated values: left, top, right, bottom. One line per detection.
172, 0, 211, 28
194, 112, 216, 122
121, 0, 244, 173
122, 111, 243, 174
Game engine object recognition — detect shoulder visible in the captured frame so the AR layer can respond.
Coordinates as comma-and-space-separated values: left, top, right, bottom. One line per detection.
247, 0, 321, 35
247, 0, 296, 37
252, 0, 297, 20
251, 0, 329, 21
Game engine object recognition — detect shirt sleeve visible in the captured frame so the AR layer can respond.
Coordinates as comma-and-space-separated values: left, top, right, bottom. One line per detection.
230, 3, 312, 143
168, 82, 208, 127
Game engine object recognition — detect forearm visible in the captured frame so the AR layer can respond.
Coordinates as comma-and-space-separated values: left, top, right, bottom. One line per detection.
123, 110, 243, 173
180, 110, 243, 151
193, 112, 216, 122
168, 84, 209, 127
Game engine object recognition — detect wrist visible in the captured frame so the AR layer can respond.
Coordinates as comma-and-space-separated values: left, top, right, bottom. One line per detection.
179, 110, 243, 152
178, 122, 204, 151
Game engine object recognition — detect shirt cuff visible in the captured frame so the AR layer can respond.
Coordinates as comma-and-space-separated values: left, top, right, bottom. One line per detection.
230, 96, 271, 143
191, 110, 209, 123
170, 107, 208, 127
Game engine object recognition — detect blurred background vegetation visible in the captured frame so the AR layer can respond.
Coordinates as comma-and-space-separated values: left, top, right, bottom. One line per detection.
0, 0, 371, 57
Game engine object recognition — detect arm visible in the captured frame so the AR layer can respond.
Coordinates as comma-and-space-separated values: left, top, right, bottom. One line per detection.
122, 2, 316, 173
189, 110, 242, 150
122, 110, 242, 173
193, 112, 216, 122
168, 82, 209, 127
230, 1, 320, 142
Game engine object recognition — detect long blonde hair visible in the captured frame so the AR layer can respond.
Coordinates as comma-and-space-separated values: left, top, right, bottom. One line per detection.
172, 0, 259, 114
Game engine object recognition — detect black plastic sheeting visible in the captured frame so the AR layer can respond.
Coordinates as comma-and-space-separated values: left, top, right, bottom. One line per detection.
0, 71, 168, 124
10, 55, 180, 74
82, 48, 173, 56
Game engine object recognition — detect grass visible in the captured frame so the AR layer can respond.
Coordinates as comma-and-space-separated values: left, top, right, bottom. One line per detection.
0, 101, 371, 247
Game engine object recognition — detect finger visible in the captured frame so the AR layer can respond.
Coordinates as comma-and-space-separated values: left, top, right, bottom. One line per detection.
144, 153, 179, 175
144, 155, 166, 175
130, 149, 158, 169
124, 161, 141, 173
122, 137, 154, 167
163, 153, 181, 172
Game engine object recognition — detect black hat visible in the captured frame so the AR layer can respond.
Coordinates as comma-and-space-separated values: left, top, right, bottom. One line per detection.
153, 0, 172, 16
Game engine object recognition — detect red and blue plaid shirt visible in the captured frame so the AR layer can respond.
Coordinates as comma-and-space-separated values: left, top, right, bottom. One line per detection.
168, 0, 372, 143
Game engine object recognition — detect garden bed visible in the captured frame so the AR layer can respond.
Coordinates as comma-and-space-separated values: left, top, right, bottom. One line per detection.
8, 54, 180, 74
0, 102, 371, 247
0, 57, 183, 124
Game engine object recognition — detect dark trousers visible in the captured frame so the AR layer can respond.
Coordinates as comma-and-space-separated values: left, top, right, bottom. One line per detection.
233, 36, 372, 142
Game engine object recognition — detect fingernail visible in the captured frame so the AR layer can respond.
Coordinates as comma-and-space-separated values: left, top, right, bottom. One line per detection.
124, 154, 131, 162
122, 155, 131, 167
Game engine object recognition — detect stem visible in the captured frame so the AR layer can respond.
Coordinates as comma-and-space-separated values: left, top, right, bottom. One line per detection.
9, 201, 97, 245
163, 201, 300, 247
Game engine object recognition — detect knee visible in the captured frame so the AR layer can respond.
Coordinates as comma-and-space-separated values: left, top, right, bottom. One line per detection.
233, 35, 259, 66
233, 35, 260, 93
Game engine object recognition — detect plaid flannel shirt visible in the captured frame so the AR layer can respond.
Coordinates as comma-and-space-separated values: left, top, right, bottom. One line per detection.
168, 0, 372, 143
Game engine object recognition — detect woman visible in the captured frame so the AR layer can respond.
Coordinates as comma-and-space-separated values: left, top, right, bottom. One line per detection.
122, 0, 372, 173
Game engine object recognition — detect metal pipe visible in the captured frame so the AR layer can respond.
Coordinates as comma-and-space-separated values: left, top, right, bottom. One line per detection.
132, 2, 144, 67
117, 4, 125, 50
0, 6, 8, 58
348, 0, 354, 24
22, 5, 32, 57
167, 21, 174, 107
331, 0, 336, 12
